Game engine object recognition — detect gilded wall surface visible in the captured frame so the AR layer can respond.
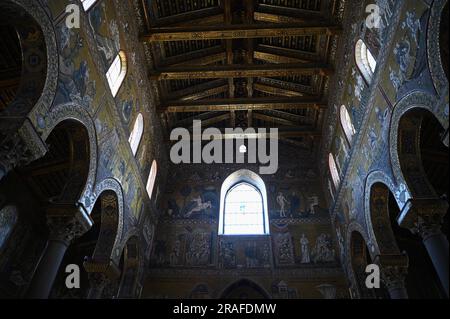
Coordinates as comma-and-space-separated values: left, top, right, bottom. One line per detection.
143, 146, 348, 299
320, 0, 448, 298
0, 0, 166, 298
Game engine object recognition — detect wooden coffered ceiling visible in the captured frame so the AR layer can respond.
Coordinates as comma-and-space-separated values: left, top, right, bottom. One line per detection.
140, 0, 342, 152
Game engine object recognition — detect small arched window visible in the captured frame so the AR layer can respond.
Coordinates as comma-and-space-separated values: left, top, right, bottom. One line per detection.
128, 113, 144, 156
146, 160, 157, 200
340, 105, 356, 144
106, 51, 127, 97
329, 153, 340, 189
355, 39, 377, 83
219, 170, 269, 236
81, 0, 98, 11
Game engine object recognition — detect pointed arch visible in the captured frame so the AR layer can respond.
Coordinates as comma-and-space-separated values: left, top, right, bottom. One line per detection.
220, 279, 271, 299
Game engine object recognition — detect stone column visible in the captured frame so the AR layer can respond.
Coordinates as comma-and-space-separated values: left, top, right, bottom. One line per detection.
375, 254, 409, 299
0, 119, 47, 181
398, 198, 449, 297
26, 204, 92, 299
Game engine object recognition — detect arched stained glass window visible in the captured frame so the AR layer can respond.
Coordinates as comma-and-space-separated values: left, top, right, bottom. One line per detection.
329, 153, 340, 189
355, 39, 377, 83
223, 183, 264, 235
106, 51, 127, 97
128, 113, 143, 156
219, 170, 269, 236
340, 105, 356, 144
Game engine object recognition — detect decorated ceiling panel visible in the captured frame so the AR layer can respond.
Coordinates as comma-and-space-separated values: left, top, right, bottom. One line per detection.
139, 0, 342, 154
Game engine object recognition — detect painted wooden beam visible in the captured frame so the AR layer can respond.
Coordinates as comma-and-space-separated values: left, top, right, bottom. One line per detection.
166, 79, 228, 101
253, 83, 305, 97
160, 97, 327, 112
256, 44, 320, 63
153, 7, 223, 26
184, 128, 322, 140
150, 63, 333, 80
141, 23, 341, 42
161, 46, 225, 66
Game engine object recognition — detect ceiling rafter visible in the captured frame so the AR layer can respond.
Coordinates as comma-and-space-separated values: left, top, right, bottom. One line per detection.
141, 23, 341, 42
139, 0, 341, 152
175, 111, 227, 127
259, 109, 310, 123
257, 77, 317, 95
160, 46, 226, 66
161, 97, 326, 113
256, 44, 320, 63
254, 83, 305, 97
252, 112, 298, 126
179, 128, 322, 140
165, 79, 228, 101
152, 7, 223, 26
150, 63, 333, 80
253, 12, 308, 24
256, 3, 323, 20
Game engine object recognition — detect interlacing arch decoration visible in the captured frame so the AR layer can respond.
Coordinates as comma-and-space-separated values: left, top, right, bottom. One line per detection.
345, 223, 371, 299
117, 235, 142, 298
87, 178, 125, 267
389, 94, 448, 199
389, 92, 447, 204
427, 0, 449, 95
18, 119, 91, 206
43, 102, 98, 209
364, 171, 403, 257
0, 0, 58, 179
1, 0, 58, 121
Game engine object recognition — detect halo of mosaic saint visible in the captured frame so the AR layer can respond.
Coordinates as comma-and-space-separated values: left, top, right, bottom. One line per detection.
0, 0, 448, 299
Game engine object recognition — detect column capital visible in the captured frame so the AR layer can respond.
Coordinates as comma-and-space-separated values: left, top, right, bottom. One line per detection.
46, 203, 93, 246
398, 198, 449, 240
374, 254, 409, 291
